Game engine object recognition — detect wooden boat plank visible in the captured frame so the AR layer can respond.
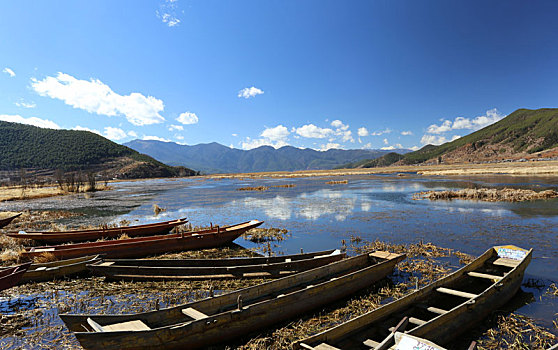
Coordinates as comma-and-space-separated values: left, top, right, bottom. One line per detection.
20, 255, 102, 283
22, 220, 263, 260
492, 257, 520, 268
89, 251, 345, 281
467, 271, 502, 281
0, 213, 22, 228
181, 308, 208, 320
60, 251, 405, 350
436, 287, 478, 299
295, 246, 532, 349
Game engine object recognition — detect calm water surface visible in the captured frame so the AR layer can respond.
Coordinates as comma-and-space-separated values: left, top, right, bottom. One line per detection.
1, 174, 557, 337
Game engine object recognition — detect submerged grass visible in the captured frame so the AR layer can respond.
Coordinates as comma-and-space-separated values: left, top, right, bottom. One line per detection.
242, 227, 291, 243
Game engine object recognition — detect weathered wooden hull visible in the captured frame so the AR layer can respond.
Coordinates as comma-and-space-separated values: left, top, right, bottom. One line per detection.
19, 255, 102, 284
0, 212, 22, 228
7, 218, 188, 244
0, 262, 31, 291
296, 245, 532, 350
60, 251, 405, 350
88, 250, 345, 281
22, 220, 263, 260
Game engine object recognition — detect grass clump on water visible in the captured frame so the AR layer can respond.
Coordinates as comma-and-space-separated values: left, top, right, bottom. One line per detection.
414, 188, 558, 202
237, 186, 269, 191
243, 227, 291, 243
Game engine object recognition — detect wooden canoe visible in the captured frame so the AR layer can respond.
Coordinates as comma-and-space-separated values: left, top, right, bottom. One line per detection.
19, 255, 102, 284
88, 249, 346, 281
22, 220, 263, 260
0, 262, 32, 291
6, 218, 188, 244
296, 245, 532, 350
59, 250, 405, 350
0, 212, 22, 228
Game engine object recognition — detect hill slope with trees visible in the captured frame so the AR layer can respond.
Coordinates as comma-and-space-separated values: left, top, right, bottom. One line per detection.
0, 121, 196, 179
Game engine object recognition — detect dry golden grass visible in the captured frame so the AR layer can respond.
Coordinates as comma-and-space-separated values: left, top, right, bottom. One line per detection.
0, 184, 112, 202
206, 160, 558, 179
152, 204, 165, 215
242, 227, 291, 243
32, 252, 57, 263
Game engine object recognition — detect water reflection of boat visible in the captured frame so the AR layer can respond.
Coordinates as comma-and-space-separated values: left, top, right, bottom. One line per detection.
0, 262, 31, 291
19, 255, 102, 284
22, 220, 263, 260
6, 218, 188, 244
88, 249, 345, 281
296, 245, 531, 350
60, 250, 405, 350
0, 212, 22, 228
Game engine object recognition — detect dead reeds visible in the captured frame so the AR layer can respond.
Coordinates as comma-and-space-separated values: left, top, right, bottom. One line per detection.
237, 186, 269, 191
242, 227, 291, 243
414, 188, 558, 202
326, 180, 348, 185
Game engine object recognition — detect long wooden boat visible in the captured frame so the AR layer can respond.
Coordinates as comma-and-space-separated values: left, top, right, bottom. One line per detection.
0, 262, 32, 291
60, 250, 405, 350
296, 245, 532, 350
19, 255, 102, 284
22, 220, 263, 260
88, 249, 346, 281
0, 212, 22, 228
6, 218, 188, 244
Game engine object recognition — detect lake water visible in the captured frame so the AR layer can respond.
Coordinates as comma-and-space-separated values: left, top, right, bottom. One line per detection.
1, 173, 557, 343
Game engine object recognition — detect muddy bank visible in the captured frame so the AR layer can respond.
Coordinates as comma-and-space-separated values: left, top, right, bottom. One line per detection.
414, 188, 558, 202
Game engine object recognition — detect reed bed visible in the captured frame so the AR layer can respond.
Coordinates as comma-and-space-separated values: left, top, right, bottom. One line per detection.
325, 180, 348, 185
237, 186, 269, 191
272, 184, 296, 188
242, 227, 291, 243
414, 188, 558, 202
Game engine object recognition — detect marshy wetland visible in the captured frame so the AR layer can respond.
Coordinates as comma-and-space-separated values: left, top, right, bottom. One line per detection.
0, 173, 557, 349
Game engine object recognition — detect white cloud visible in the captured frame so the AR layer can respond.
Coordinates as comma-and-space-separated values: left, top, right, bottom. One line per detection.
232, 133, 238, 137
381, 143, 403, 150
169, 124, 184, 131
241, 125, 290, 150
331, 120, 349, 131
31, 72, 165, 126
357, 127, 369, 137
410, 146, 420, 151
128, 130, 138, 138
0, 114, 60, 129
73, 125, 101, 135
426, 120, 452, 134
176, 111, 198, 125
383, 138, 389, 145
420, 134, 461, 146
362, 143, 372, 149
143, 135, 172, 142
427, 108, 505, 134
238, 86, 264, 99
156, 0, 181, 27
175, 135, 184, 140
319, 143, 341, 151
371, 128, 392, 136
331, 120, 354, 142
261, 125, 289, 141
14, 99, 36, 108
295, 124, 334, 138
103, 127, 127, 141
401, 130, 413, 136
2, 67, 15, 77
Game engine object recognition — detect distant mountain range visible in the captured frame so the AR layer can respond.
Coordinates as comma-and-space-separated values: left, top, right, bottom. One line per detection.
124, 140, 410, 174
0, 121, 196, 179
344, 108, 558, 168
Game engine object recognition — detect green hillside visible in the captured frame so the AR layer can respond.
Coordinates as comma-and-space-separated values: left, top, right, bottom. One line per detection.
0, 121, 196, 177
342, 108, 558, 168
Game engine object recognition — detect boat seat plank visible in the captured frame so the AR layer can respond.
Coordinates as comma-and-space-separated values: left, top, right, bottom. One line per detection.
408, 317, 427, 326
314, 343, 341, 350
369, 251, 394, 260
98, 262, 115, 267
436, 287, 478, 299
363, 339, 380, 347
87, 318, 151, 332
181, 307, 208, 320
492, 258, 520, 268
419, 305, 448, 315
34, 266, 48, 271
467, 271, 502, 281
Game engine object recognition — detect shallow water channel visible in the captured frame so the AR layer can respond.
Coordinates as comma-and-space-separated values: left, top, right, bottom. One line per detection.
0, 173, 557, 348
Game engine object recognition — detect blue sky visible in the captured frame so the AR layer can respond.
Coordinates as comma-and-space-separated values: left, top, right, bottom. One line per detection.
1, 1, 558, 151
